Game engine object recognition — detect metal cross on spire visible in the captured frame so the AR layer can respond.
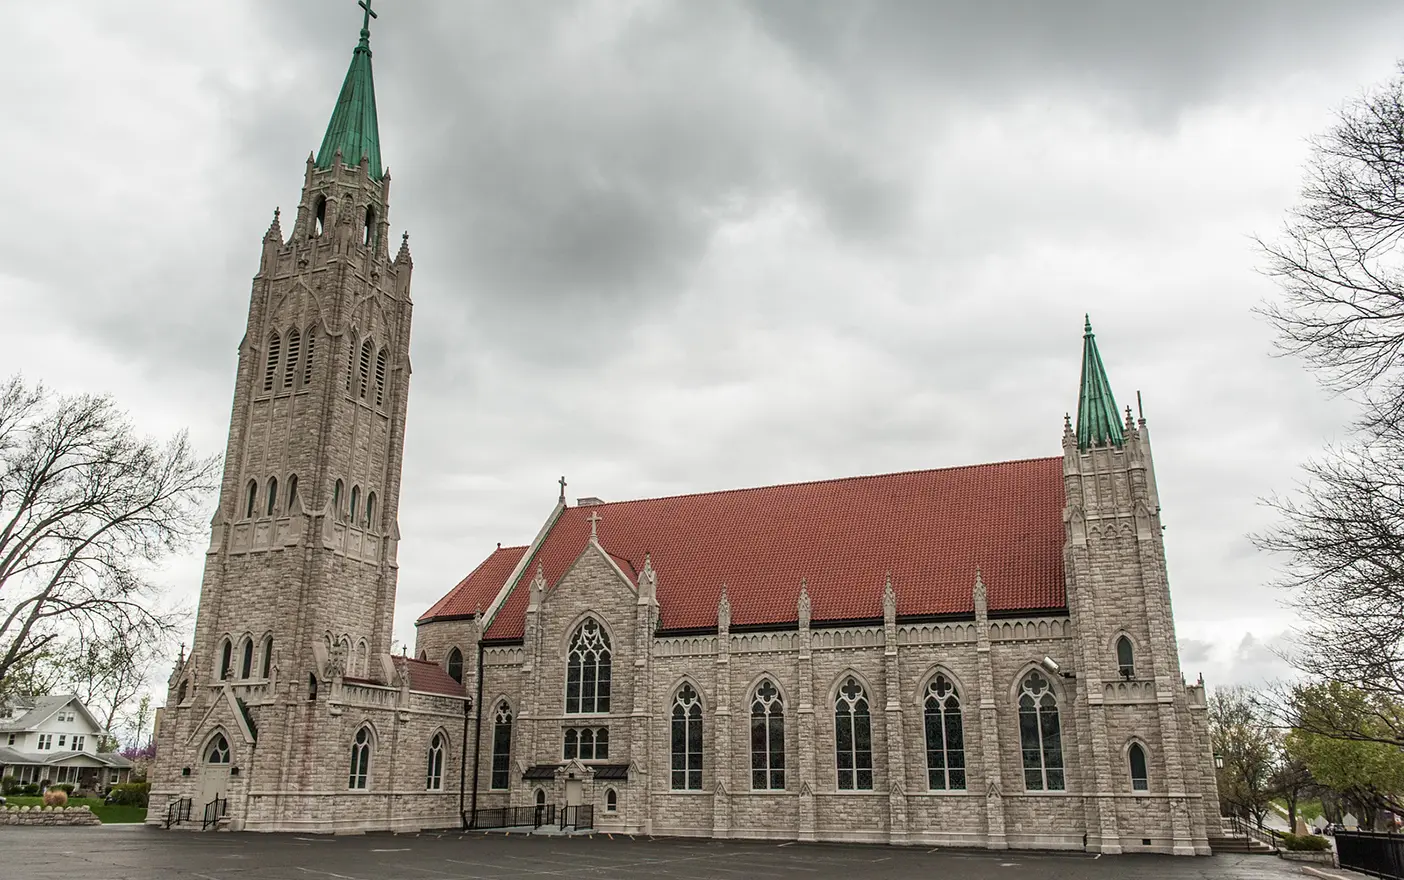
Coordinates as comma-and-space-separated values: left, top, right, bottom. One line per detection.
358, 0, 378, 42
586, 511, 602, 541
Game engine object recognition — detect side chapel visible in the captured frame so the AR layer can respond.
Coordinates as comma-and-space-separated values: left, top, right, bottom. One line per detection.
148, 5, 1220, 854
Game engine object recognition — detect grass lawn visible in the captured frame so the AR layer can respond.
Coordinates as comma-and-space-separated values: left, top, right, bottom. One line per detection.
3, 795, 146, 824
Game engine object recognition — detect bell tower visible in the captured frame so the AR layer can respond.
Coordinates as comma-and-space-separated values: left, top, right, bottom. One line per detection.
151, 0, 416, 820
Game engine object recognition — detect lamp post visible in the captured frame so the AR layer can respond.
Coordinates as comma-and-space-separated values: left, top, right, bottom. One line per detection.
1214, 753, 1224, 770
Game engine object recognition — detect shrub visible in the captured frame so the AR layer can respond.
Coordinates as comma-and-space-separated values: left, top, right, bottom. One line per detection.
52, 783, 75, 794
106, 782, 151, 807
19, 784, 39, 796
43, 788, 68, 807
0, 776, 17, 795
1281, 833, 1332, 851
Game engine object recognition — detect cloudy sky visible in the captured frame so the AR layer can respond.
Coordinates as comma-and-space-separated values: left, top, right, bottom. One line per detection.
4, 0, 1402, 690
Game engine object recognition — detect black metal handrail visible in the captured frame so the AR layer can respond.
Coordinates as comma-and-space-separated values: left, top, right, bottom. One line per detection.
201, 796, 227, 831
467, 804, 555, 830
164, 797, 192, 829
1226, 813, 1286, 851
559, 804, 594, 831
1338, 830, 1404, 879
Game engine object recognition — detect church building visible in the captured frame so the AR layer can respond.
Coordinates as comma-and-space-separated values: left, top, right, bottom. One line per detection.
148, 7, 1220, 854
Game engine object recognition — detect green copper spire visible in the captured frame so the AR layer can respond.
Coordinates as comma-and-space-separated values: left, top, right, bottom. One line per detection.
1076, 315, 1124, 450
315, 0, 383, 180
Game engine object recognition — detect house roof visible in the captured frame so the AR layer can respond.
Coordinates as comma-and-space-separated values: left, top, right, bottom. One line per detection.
427, 457, 1067, 642
419, 545, 528, 622
0, 695, 103, 734
0, 747, 132, 768
391, 656, 467, 697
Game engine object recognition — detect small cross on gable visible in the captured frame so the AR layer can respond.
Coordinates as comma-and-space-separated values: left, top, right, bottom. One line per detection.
586, 511, 602, 541
558, 475, 567, 501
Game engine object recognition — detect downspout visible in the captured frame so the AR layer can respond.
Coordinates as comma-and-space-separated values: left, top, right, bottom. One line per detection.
458, 689, 470, 830
467, 640, 485, 828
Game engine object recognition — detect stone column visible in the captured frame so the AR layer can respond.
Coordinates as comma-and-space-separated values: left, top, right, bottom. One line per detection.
712, 586, 732, 838
974, 571, 1007, 850
796, 581, 817, 841
882, 575, 908, 844
631, 555, 658, 835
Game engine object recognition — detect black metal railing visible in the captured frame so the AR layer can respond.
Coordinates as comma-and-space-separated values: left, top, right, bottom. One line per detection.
201, 796, 227, 831
560, 804, 593, 831
164, 797, 192, 829
468, 804, 555, 830
1337, 830, 1404, 879
1226, 813, 1285, 850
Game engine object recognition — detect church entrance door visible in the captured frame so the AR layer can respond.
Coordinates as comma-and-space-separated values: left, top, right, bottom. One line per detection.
198, 733, 232, 810
565, 778, 582, 807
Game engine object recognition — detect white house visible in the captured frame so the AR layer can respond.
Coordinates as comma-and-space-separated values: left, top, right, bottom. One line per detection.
0, 695, 133, 791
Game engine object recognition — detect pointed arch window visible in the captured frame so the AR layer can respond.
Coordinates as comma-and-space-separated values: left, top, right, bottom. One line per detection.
750, 679, 785, 790
333, 480, 344, 519
364, 206, 377, 248
835, 676, 873, 790
491, 705, 512, 790
313, 196, 326, 237
350, 486, 360, 523
358, 339, 374, 399
283, 328, 301, 390
426, 733, 445, 791
1129, 742, 1149, 791
349, 726, 372, 790
1018, 671, 1065, 791
240, 638, 254, 679
263, 332, 281, 393
1116, 636, 1135, 678
261, 636, 274, 679
605, 787, 617, 812
374, 347, 388, 406
206, 733, 230, 764
266, 477, 278, 517
345, 333, 358, 393
287, 474, 299, 514
565, 619, 611, 714
923, 673, 966, 790
176, 679, 189, 704
219, 639, 233, 680
446, 647, 463, 684
365, 492, 377, 529
302, 329, 316, 385
245, 480, 258, 519
670, 683, 703, 790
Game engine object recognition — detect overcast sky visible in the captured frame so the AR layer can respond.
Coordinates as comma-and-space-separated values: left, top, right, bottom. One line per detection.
4, 0, 1402, 691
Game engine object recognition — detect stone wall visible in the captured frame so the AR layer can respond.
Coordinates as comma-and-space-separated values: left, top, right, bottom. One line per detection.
1, 805, 101, 826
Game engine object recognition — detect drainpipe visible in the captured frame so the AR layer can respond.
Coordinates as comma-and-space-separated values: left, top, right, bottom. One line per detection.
458, 689, 470, 830
467, 640, 485, 828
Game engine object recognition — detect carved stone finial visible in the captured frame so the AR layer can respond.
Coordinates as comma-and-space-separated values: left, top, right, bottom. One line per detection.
717, 584, 731, 631
639, 552, 656, 593
883, 572, 897, 622
1063, 412, 1073, 433
1125, 405, 1135, 432
395, 230, 413, 267
797, 578, 811, 629
973, 567, 988, 617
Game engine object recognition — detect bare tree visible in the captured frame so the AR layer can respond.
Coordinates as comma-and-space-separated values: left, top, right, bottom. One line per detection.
1260, 66, 1404, 429
65, 627, 168, 750
1210, 686, 1279, 827
0, 375, 218, 689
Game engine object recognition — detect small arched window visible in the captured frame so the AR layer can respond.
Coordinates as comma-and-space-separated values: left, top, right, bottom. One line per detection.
219, 639, 233, 680
417, 650, 427, 661
358, 339, 374, 399
1116, 636, 1135, 678
365, 492, 376, 529
1018, 670, 1065, 791
363, 206, 377, 248
261, 636, 274, 678
835, 676, 873, 790
263, 332, 281, 393
670, 683, 703, 790
426, 733, 445, 791
564, 727, 578, 759
566, 619, 611, 714
313, 196, 326, 237
239, 638, 254, 679
245, 480, 258, 519
176, 679, 189, 704
283, 328, 301, 390
206, 733, 230, 764
350, 486, 360, 523
308, 673, 319, 701
751, 679, 785, 790
535, 788, 546, 807
1129, 742, 1149, 791
266, 477, 278, 517
349, 726, 372, 790
287, 474, 299, 513
302, 329, 316, 385
446, 647, 463, 683
491, 704, 512, 790
605, 787, 617, 812
333, 480, 344, 518
374, 348, 388, 406
345, 333, 358, 393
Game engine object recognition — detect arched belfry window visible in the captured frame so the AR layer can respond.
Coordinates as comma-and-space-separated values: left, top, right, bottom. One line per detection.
750, 679, 785, 790
374, 347, 388, 406
363, 206, 377, 248
218, 639, 233, 680
349, 726, 372, 790
566, 619, 611, 714
283, 328, 301, 391
302, 329, 316, 385
446, 647, 463, 683
266, 477, 278, 517
206, 733, 230, 764
245, 480, 258, 519
358, 339, 374, 399
923, 673, 966, 790
263, 332, 281, 393
313, 196, 326, 237
1018, 671, 1065, 791
670, 683, 703, 790
261, 636, 274, 678
426, 733, 445, 791
239, 638, 253, 679
834, 676, 873, 790
491, 704, 512, 790
1116, 636, 1135, 678
1129, 742, 1149, 791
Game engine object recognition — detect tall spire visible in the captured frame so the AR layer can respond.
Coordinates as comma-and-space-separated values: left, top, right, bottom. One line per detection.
315, 0, 383, 180
1076, 315, 1124, 450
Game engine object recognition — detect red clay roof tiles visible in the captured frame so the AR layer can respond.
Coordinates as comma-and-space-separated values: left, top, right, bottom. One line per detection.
391, 656, 467, 697
419, 545, 527, 622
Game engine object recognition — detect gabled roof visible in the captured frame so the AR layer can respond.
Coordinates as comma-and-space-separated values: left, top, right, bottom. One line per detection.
429, 457, 1067, 642
0, 747, 132, 768
419, 545, 528, 622
391, 656, 467, 697
0, 695, 103, 734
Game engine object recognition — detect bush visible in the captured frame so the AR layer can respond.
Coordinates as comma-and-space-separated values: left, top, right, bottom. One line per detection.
52, 783, 75, 794
43, 788, 68, 807
105, 782, 150, 807
1281, 833, 1332, 851
0, 776, 17, 795
19, 784, 39, 796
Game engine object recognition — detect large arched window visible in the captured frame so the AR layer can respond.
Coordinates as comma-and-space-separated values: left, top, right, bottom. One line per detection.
206, 733, 230, 764
671, 683, 703, 790
1018, 671, 1065, 791
283, 328, 301, 391
923, 673, 966, 790
358, 339, 374, 399
1129, 742, 1149, 791
302, 329, 316, 385
426, 733, 445, 791
349, 726, 372, 790
1116, 636, 1135, 678
266, 477, 278, 517
446, 648, 463, 684
245, 480, 258, 519
219, 639, 233, 680
374, 347, 388, 406
263, 332, 281, 393
491, 704, 512, 790
835, 676, 873, 790
566, 619, 611, 714
750, 679, 785, 790
239, 638, 254, 679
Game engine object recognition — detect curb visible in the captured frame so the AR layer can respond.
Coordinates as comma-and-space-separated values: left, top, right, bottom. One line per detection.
1300, 866, 1364, 880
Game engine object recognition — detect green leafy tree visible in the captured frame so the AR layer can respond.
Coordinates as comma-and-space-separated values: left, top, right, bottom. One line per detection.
1288, 682, 1404, 821
1210, 686, 1278, 827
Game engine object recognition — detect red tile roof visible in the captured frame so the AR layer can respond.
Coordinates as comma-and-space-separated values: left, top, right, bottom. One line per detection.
419, 544, 528, 622
391, 656, 467, 697
427, 457, 1067, 641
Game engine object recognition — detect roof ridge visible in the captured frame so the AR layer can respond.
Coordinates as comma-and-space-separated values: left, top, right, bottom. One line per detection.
570, 455, 1062, 509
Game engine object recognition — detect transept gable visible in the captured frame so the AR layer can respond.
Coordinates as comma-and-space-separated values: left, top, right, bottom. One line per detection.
185, 685, 256, 747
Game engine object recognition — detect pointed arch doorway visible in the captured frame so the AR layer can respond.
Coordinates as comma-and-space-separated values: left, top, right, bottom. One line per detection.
198, 732, 232, 808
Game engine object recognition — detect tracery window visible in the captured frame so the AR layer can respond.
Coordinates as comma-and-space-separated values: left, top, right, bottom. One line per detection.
1018, 671, 1065, 791
1129, 742, 1149, 792
349, 726, 372, 790
491, 705, 512, 790
923, 673, 966, 790
375, 347, 388, 406
834, 676, 873, 790
1116, 636, 1135, 678
750, 679, 785, 790
206, 733, 230, 764
565, 619, 611, 714
671, 684, 702, 790
358, 339, 374, 399
426, 733, 445, 790
562, 727, 609, 760
446, 648, 463, 684
283, 328, 301, 390
263, 332, 281, 393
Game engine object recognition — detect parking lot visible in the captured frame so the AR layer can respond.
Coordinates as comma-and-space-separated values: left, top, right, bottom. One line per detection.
1, 825, 1314, 880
